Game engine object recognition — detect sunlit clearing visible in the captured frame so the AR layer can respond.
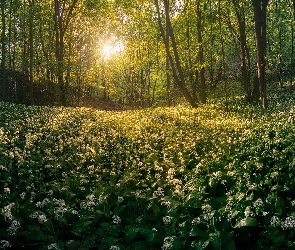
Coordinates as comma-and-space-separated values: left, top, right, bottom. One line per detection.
102, 41, 125, 60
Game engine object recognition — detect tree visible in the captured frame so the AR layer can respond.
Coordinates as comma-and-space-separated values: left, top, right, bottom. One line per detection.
232, 0, 252, 102
251, 0, 269, 108
53, 0, 79, 106
196, 0, 207, 104
154, 0, 198, 108
1, 0, 6, 101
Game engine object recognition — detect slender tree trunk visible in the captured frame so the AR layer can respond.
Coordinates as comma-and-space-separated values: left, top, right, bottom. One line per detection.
291, 24, 294, 87
218, 0, 227, 104
154, 0, 198, 108
186, 8, 198, 103
29, 0, 34, 105
252, 0, 269, 108
232, 0, 251, 102
1, 1, 6, 101
291, 0, 295, 87
196, 2, 206, 104
54, 0, 78, 106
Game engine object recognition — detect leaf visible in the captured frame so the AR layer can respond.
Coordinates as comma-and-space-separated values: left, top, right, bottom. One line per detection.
80, 237, 96, 249
23, 225, 51, 241
139, 228, 162, 243
223, 240, 236, 250
173, 238, 186, 250
101, 236, 118, 245
101, 222, 119, 237
129, 241, 151, 250
152, 203, 161, 216
65, 240, 81, 250
234, 217, 259, 228
124, 225, 139, 242
71, 219, 93, 236
190, 226, 209, 237
264, 228, 285, 244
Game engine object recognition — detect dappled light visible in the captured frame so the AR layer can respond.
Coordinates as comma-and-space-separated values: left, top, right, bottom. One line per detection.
102, 41, 125, 60
1, 0, 295, 248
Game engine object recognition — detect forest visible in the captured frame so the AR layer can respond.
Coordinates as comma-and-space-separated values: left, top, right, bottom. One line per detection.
0, 0, 294, 109
2, 0, 295, 249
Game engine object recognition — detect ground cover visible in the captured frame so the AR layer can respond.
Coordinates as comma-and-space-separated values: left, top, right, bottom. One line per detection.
1, 93, 295, 249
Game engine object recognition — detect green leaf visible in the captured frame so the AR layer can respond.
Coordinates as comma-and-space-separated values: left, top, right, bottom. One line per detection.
190, 226, 209, 237
65, 241, 81, 250
234, 217, 259, 228
101, 236, 118, 245
80, 237, 95, 249
71, 219, 93, 236
124, 225, 139, 242
264, 228, 285, 244
129, 241, 151, 250
101, 222, 119, 237
173, 238, 186, 250
152, 203, 161, 216
139, 228, 162, 243
223, 240, 236, 250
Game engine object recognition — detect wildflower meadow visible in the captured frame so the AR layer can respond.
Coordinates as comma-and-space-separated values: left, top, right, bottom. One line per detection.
1, 93, 295, 249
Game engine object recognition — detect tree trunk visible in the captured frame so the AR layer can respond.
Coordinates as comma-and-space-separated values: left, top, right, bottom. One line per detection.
1, 1, 6, 101
186, 9, 198, 103
154, 0, 198, 108
252, 0, 269, 108
232, 0, 251, 102
54, 0, 78, 106
29, 0, 35, 105
196, 2, 206, 104
218, 0, 227, 104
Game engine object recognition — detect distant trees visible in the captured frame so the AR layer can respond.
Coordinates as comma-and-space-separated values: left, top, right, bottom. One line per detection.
0, 0, 293, 108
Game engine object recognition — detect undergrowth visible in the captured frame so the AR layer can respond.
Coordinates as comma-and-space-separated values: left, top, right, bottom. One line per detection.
1, 92, 295, 249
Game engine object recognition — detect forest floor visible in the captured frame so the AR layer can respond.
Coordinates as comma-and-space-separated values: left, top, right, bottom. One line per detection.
1, 90, 295, 249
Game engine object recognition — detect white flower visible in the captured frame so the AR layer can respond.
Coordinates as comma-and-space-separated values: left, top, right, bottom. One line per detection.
112, 215, 121, 225
71, 210, 78, 215
47, 243, 60, 250
270, 216, 281, 227
36, 202, 42, 208
20, 192, 26, 199
0, 240, 11, 248
281, 216, 295, 230
161, 201, 171, 208
4, 188, 10, 194
192, 217, 201, 225
29, 212, 39, 219
109, 246, 120, 250
118, 196, 124, 203
153, 187, 164, 197
162, 236, 175, 250
7, 220, 20, 235
253, 198, 263, 208
1, 203, 14, 221
163, 216, 171, 225
38, 215, 48, 224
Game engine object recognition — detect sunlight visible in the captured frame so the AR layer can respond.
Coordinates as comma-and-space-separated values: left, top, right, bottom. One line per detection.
102, 41, 125, 60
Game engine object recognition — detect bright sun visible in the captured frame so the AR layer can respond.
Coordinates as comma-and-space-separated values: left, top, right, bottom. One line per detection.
102, 41, 125, 60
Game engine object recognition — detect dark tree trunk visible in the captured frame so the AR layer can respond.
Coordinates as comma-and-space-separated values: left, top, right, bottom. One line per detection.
232, 0, 252, 102
252, 0, 269, 108
154, 0, 198, 108
54, 0, 78, 106
1, 1, 6, 101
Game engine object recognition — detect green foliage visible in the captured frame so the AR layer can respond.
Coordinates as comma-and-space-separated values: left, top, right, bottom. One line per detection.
1, 93, 295, 249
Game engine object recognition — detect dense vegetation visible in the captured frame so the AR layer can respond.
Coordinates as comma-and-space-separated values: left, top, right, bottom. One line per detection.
0, 0, 294, 108
1, 90, 295, 249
